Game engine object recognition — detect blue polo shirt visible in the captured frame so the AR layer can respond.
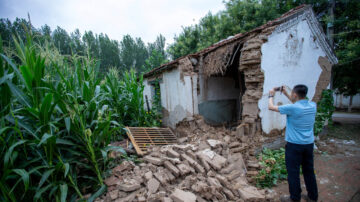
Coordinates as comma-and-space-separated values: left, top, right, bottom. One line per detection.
278, 99, 316, 144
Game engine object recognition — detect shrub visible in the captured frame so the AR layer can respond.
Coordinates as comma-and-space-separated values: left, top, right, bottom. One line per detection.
255, 148, 287, 188
314, 89, 335, 136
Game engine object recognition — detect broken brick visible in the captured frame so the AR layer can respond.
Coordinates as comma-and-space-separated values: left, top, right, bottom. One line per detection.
143, 156, 163, 166
104, 176, 119, 186
164, 161, 180, 177
170, 188, 197, 202
167, 148, 180, 158
238, 186, 265, 201
118, 180, 141, 192
147, 178, 160, 194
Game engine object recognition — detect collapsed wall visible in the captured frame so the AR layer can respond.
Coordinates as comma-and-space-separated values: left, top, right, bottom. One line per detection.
237, 26, 277, 137
97, 116, 275, 202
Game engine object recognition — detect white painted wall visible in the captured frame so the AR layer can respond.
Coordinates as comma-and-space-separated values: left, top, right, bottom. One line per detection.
334, 93, 360, 108
259, 19, 328, 134
143, 79, 152, 109
143, 69, 197, 128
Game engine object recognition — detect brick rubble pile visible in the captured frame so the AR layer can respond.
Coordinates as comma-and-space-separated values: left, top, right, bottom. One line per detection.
96, 116, 275, 202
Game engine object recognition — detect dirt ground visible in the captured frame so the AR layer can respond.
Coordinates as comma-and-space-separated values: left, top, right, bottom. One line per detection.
272, 123, 360, 202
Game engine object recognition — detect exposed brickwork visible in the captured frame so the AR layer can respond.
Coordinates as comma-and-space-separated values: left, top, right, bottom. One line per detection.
239, 27, 276, 136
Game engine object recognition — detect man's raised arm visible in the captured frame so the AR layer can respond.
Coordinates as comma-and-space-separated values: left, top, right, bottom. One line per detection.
282, 85, 293, 103
268, 88, 279, 112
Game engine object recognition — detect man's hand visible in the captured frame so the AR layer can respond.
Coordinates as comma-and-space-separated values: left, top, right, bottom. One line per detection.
281, 85, 293, 102
268, 87, 279, 112
269, 88, 275, 96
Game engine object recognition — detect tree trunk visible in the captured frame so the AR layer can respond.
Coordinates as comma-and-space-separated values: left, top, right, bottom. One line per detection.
339, 94, 343, 108
348, 95, 353, 112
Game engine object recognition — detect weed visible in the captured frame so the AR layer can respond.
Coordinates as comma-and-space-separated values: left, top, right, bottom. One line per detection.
255, 148, 287, 188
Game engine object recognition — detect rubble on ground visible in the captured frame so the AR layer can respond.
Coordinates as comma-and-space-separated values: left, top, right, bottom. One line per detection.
96, 116, 275, 202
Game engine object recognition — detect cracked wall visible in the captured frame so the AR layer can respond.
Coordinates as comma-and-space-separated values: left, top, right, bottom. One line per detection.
258, 20, 331, 135
143, 62, 198, 128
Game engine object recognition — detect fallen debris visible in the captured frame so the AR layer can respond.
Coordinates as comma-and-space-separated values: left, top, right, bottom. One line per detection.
96, 116, 270, 201
171, 188, 197, 202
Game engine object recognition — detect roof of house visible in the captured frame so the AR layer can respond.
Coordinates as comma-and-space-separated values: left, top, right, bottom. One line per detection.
144, 4, 337, 78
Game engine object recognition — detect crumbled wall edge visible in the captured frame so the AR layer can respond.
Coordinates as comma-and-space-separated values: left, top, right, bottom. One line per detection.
238, 26, 277, 136
312, 56, 332, 102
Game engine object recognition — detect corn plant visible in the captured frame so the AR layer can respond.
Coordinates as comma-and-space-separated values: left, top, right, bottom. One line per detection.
0, 34, 136, 201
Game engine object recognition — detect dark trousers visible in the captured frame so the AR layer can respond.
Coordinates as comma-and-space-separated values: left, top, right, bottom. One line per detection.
285, 142, 318, 201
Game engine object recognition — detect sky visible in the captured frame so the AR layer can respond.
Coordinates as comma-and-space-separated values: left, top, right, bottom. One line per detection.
0, 0, 225, 45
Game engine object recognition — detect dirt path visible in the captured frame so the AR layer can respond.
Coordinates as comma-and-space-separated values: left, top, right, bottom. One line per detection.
272, 123, 360, 202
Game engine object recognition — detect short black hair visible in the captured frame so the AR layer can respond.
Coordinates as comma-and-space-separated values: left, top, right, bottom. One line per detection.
293, 84, 308, 99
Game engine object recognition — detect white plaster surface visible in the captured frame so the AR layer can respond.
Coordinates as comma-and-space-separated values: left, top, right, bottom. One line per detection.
143, 79, 152, 109
334, 93, 360, 108
143, 69, 197, 128
259, 19, 327, 134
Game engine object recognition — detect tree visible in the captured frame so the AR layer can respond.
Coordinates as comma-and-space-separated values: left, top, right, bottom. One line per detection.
70, 28, 84, 55
331, 0, 360, 112
82, 31, 100, 59
119, 35, 148, 72
167, 0, 329, 59
142, 49, 168, 72
98, 33, 120, 72
148, 34, 166, 57
1, 17, 168, 75
52, 26, 71, 55
40, 24, 52, 43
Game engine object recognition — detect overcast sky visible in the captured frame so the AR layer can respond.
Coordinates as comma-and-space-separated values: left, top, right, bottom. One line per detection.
0, 0, 225, 45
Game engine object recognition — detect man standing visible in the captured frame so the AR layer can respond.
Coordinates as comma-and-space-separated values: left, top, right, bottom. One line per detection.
268, 84, 318, 202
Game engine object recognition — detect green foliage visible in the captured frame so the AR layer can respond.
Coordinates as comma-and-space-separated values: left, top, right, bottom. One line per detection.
142, 50, 168, 72
332, 0, 360, 96
0, 34, 159, 201
255, 148, 287, 188
119, 35, 149, 72
0, 18, 168, 74
167, 0, 329, 59
314, 89, 335, 136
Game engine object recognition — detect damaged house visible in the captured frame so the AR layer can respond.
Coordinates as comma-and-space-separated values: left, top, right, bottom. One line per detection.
143, 5, 338, 136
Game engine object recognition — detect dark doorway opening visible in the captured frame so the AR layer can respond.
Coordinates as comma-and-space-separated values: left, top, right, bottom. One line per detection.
198, 43, 246, 126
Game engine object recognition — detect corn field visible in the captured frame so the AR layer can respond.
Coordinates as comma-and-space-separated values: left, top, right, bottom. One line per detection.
0, 34, 160, 201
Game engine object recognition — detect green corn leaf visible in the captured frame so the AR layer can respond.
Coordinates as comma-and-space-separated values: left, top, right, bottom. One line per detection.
4, 140, 27, 168
0, 73, 14, 85
0, 53, 26, 85
5, 115, 37, 139
87, 185, 106, 202
6, 80, 31, 108
34, 183, 52, 201
60, 184, 68, 202
38, 168, 55, 188
38, 133, 53, 147
19, 65, 34, 92
55, 138, 75, 146
65, 117, 71, 133
12, 169, 29, 193
40, 93, 53, 124
64, 163, 70, 178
